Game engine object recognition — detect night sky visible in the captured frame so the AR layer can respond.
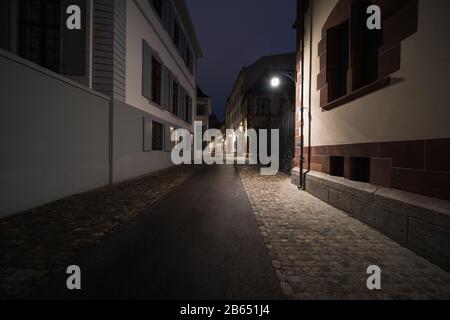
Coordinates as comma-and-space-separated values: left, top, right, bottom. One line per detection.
187, 0, 297, 122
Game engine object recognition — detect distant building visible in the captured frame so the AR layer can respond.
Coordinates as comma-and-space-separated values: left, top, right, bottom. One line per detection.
208, 114, 221, 130
0, 0, 202, 217
225, 53, 296, 172
196, 86, 212, 133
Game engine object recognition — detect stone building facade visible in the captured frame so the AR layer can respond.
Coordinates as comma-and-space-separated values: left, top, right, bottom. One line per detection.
293, 0, 450, 271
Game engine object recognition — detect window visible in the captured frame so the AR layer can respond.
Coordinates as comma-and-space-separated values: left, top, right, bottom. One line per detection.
350, 1, 382, 90
152, 121, 164, 151
327, 20, 349, 102
151, 0, 163, 20
172, 81, 179, 116
318, 0, 418, 109
19, 0, 61, 73
256, 98, 270, 115
151, 55, 162, 105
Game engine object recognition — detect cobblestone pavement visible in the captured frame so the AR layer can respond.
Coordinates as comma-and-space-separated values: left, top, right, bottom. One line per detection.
0, 165, 196, 299
238, 166, 450, 300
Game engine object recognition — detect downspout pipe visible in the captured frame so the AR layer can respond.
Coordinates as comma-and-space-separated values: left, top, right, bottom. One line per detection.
303, 0, 313, 190
299, 0, 306, 190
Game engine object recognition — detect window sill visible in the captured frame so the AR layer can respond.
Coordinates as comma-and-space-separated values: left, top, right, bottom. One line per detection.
322, 77, 391, 111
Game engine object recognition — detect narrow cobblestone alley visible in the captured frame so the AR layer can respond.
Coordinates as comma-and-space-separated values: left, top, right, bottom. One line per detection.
1, 165, 450, 300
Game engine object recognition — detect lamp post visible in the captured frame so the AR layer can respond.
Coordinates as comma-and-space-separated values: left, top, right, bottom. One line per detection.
270, 72, 304, 189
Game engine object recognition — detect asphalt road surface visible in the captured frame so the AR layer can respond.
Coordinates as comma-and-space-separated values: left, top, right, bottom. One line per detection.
29, 165, 283, 300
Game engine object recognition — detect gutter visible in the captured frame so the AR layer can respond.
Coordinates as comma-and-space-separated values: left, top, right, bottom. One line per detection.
303, 0, 314, 190
299, 1, 306, 189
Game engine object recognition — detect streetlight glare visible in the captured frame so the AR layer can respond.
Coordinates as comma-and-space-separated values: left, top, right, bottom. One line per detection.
271, 77, 280, 88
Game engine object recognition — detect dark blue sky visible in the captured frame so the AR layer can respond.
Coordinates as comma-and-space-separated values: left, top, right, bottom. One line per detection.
187, 0, 296, 122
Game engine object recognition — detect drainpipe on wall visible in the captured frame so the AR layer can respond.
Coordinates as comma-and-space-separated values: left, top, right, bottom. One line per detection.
299, 0, 306, 190
303, 0, 313, 190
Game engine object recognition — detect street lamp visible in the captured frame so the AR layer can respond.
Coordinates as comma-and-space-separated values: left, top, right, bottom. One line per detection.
271, 77, 281, 88
270, 72, 297, 87
270, 71, 301, 186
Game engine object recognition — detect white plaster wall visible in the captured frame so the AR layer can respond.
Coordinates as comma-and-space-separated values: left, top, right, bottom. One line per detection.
0, 50, 110, 218
125, 0, 196, 132
112, 100, 175, 183
303, 0, 450, 148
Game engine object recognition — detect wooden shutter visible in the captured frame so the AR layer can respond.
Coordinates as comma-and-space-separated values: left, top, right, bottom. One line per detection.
143, 117, 152, 152
142, 40, 152, 100
165, 67, 173, 112
168, 71, 174, 113
180, 32, 186, 61
179, 87, 185, 119
165, 125, 172, 152
187, 96, 193, 124
162, 66, 168, 110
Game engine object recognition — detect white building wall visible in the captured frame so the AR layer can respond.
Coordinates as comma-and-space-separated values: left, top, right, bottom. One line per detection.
111, 0, 200, 182
126, 0, 196, 131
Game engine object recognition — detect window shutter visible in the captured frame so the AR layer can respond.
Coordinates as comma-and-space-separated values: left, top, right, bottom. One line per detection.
180, 32, 186, 60
165, 125, 172, 152
162, 66, 167, 110
183, 89, 188, 121
187, 96, 193, 124
166, 67, 172, 111
168, 71, 174, 113
179, 87, 185, 119
143, 117, 152, 152
178, 87, 183, 119
142, 40, 152, 100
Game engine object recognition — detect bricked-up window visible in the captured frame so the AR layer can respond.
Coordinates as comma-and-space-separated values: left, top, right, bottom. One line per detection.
20, 0, 61, 73
151, 55, 162, 105
151, 0, 163, 20
152, 121, 164, 151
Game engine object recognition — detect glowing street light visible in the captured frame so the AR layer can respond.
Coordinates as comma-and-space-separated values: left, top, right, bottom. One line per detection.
271, 77, 281, 88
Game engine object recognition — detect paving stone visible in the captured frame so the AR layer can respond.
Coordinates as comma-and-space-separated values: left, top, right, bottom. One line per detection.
238, 166, 450, 300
